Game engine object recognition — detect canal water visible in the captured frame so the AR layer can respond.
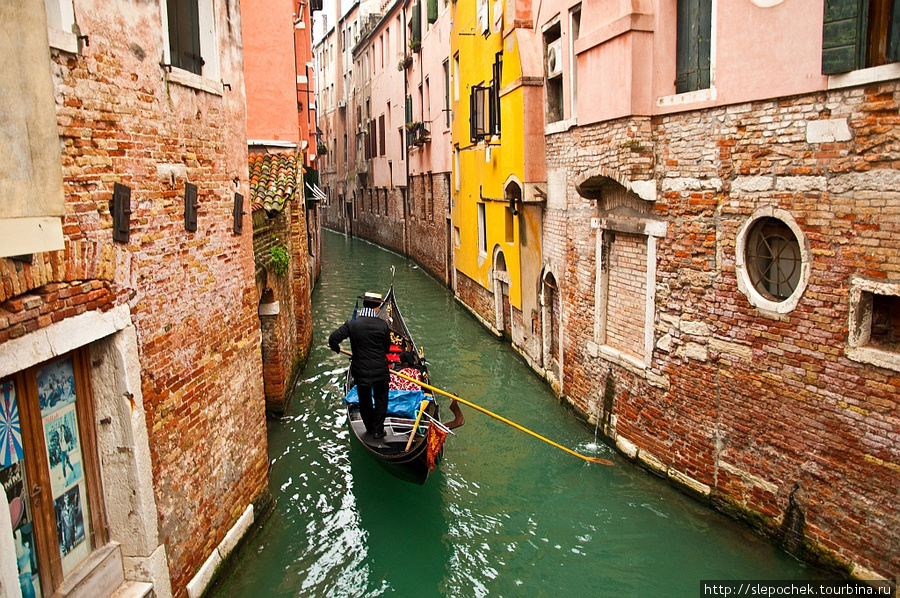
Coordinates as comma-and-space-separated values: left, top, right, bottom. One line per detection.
209, 230, 824, 597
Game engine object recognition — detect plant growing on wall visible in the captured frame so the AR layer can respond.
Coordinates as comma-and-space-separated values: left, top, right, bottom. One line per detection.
269, 244, 290, 276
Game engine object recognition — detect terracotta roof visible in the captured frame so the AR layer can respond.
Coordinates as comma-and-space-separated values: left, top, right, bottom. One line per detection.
249, 151, 300, 214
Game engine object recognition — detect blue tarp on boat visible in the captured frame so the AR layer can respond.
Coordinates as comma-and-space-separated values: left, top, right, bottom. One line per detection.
344, 388, 430, 420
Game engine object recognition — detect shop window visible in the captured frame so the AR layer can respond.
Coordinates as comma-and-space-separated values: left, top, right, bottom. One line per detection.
736, 209, 810, 315
823, 0, 900, 74
2, 349, 105, 596
676, 0, 712, 93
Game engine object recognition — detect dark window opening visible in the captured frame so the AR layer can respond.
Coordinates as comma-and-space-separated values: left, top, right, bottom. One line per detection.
167, 0, 203, 75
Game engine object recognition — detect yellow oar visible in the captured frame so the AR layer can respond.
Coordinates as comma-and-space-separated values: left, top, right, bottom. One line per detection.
392, 370, 614, 466
405, 399, 429, 451
337, 350, 612, 465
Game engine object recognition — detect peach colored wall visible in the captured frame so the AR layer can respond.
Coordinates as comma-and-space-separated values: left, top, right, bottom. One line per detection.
408, 0, 453, 177
243, 0, 301, 142
368, 4, 407, 188
536, 0, 830, 125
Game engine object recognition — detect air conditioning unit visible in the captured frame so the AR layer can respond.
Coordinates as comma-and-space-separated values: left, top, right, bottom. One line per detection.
338, 99, 347, 109
546, 38, 562, 78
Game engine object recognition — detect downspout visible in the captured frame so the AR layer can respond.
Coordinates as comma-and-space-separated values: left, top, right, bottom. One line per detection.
402, 0, 411, 257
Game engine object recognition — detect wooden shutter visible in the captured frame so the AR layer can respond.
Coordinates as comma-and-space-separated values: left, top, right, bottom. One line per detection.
167, 0, 203, 75
822, 0, 863, 74
889, 0, 900, 62
675, 0, 711, 93
428, 0, 438, 24
379, 114, 386, 155
410, 2, 421, 43
489, 54, 502, 136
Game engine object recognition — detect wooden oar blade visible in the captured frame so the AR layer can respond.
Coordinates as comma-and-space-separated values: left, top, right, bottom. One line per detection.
584, 456, 615, 466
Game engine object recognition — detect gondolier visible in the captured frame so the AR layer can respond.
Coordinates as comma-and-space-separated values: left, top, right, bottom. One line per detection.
329, 292, 391, 439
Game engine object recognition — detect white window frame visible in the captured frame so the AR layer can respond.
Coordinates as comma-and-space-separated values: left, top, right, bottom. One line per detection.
160, 0, 223, 95
656, 0, 717, 108
592, 215, 667, 371
45, 0, 79, 53
735, 206, 810, 316
477, 202, 487, 256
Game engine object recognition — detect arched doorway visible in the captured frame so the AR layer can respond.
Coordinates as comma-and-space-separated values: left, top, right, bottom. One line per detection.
492, 247, 511, 337
541, 270, 561, 386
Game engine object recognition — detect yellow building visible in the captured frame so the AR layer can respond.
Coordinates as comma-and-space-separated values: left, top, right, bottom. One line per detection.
451, 0, 546, 363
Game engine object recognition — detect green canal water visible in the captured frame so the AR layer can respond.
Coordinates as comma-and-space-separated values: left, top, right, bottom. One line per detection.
209, 230, 825, 597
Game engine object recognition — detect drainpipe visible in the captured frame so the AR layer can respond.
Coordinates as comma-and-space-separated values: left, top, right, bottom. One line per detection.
402, 0, 410, 257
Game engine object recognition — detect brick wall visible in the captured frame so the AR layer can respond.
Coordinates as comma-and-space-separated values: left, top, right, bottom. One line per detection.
544, 85, 900, 580
0, 5, 269, 596
253, 206, 309, 414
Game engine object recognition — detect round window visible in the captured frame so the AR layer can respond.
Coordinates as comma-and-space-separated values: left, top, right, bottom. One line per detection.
735, 209, 809, 314
746, 217, 802, 301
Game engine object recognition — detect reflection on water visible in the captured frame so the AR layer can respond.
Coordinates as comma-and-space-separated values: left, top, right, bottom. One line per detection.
209, 231, 823, 598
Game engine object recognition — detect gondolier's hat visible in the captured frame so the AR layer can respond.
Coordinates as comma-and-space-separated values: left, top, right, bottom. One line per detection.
362, 291, 383, 306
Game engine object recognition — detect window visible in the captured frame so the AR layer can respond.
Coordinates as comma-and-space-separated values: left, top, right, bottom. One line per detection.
469, 85, 487, 142
453, 53, 460, 102
443, 60, 451, 127
164, 0, 219, 81
735, 208, 810, 315
745, 218, 802, 301
823, 0, 900, 73
410, 1, 422, 45
590, 183, 667, 369
477, 0, 490, 34
544, 23, 563, 123
477, 203, 487, 255
379, 114, 386, 155
2, 350, 105, 596
45, 0, 78, 53
505, 206, 514, 243
569, 5, 581, 118
847, 277, 900, 372
489, 53, 502, 136
428, 0, 438, 24
675, 0, 712, 93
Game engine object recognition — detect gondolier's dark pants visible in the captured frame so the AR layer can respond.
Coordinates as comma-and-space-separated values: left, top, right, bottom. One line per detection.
357, 381, 389, 435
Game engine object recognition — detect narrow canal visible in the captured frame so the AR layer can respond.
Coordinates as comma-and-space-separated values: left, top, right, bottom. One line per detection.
209, 230, 824, 597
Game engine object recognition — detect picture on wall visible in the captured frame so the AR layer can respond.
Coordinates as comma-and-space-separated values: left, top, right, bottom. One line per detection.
0, 380, 24, 468
42, 405, 84, 496
2, 460, 41, 598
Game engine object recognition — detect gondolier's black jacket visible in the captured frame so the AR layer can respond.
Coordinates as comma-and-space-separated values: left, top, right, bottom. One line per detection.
329, 315, 391, 385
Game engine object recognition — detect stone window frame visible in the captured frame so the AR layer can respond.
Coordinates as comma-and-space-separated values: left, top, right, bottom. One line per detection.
590, 213, 668, 374
735, 206, 811, 316
46, 0, 79, 54
846, 276, 900, 373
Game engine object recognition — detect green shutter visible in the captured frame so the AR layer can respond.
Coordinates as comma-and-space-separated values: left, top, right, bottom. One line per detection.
411, 3, 421, 42
888, 0, 900, 62
822, 0, 863, 74
168, 0, 203, 75
675, 0, 711, 94
428, 0, 438, 24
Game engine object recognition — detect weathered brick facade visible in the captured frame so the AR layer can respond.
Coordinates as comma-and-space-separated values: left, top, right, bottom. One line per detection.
0, 3, 269, 596
545, 83, 900, 580
322, 172, 453, 286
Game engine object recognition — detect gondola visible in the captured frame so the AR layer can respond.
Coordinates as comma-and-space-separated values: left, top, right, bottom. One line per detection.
341, 283, 464, 484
